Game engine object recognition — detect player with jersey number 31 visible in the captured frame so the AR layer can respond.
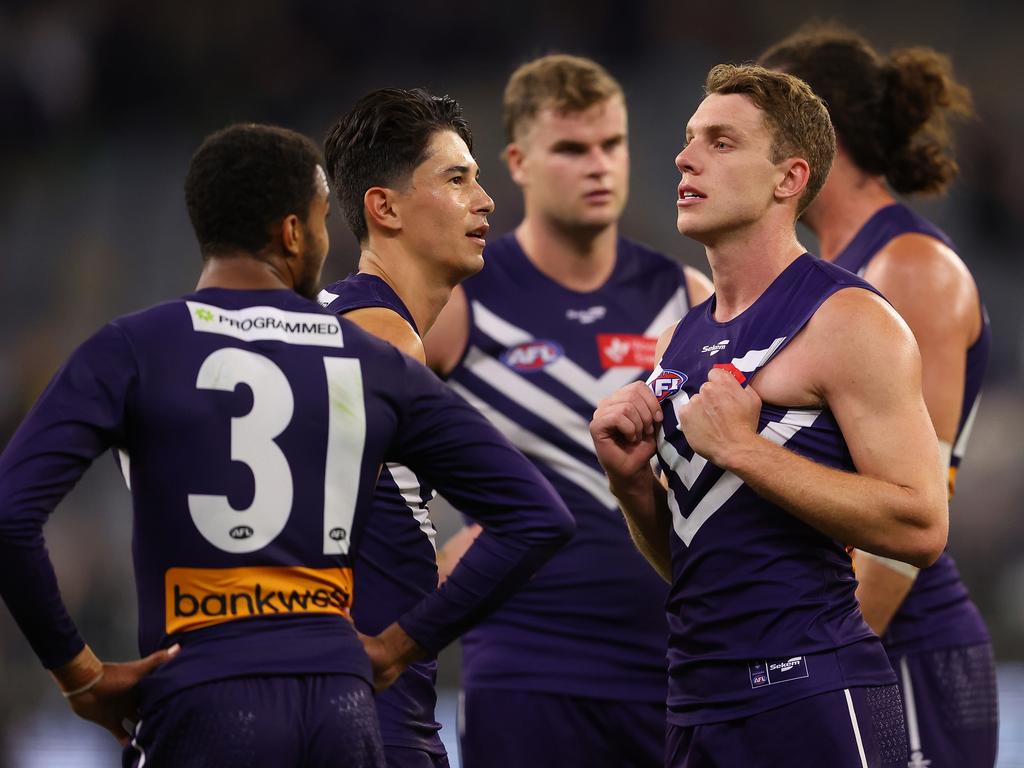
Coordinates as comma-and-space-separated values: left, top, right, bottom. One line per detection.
590, 64, 948, 768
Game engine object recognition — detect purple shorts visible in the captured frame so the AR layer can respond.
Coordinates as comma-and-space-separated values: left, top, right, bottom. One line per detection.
460, 687, 664, 768
123, 673, 385, 768
666, 685, 907, 767
892, 642, 998, 768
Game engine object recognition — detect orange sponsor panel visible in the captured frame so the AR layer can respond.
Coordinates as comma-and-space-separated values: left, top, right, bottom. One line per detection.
165, 565, 353, 635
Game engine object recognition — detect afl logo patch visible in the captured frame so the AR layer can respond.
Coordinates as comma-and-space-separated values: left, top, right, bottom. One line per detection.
650, 369, 688, 401
502, 340, 563, 372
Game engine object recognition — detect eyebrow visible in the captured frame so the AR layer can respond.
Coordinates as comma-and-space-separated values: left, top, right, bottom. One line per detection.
439, 164, 481, 178
686, 122, 742, 138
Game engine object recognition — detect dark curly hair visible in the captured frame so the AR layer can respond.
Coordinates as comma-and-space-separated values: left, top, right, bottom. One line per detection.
185, 123, 323, 258
324, 88, 472, 244
759, 23, 973, 195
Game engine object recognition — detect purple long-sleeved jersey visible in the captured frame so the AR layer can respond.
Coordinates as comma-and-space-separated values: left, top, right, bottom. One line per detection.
0, 288, 573, 707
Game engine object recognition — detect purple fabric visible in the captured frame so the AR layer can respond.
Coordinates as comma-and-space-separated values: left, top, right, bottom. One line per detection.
665, 685, 908, 767
124, 674, 384, 768
0, 288, 573, 708
656, 254, 895, 724
460, 687, 664, 768
889, 643, 998, 768
834, 202, 992, 655
450, 233, 690, 702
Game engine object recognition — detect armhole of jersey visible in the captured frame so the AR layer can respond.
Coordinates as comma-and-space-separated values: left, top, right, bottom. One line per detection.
744, 281, 876, 387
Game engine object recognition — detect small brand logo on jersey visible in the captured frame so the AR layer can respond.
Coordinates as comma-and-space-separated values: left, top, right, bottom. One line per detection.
501, 340, 563, 372
650, 369, 688, 401
228, 526, 253, 540
701, 339, 730, 356
566, 306, 606, 324
713, 362, 746, 384
749, 655, 809, 689
597, 334, 658, 369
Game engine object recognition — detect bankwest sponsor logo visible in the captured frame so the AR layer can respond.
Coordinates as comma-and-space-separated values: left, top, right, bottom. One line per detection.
187, 301, 343, 348
165, 565, 353, 635
597, 334, 658, 369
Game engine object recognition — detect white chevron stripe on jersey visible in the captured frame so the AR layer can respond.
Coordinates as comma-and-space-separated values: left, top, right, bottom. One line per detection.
731, 337, 787, 373
462, 346, 595, 453
952, 395, 981, 461
117, 449, 132, 490
669, 408, 821, 546
449, 380, 618, 510
472, 288, 688, 406
385, 463, 438, 552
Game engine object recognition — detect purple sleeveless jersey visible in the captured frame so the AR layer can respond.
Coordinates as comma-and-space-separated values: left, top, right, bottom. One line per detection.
653, 254, 896, 726
834, 203, 992, 655
447, 233, 691, 702
0, 288, 573, 709
319, 274, 444, 755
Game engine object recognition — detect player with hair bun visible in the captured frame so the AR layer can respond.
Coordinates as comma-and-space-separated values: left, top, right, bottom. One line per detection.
761, 24, 998, 768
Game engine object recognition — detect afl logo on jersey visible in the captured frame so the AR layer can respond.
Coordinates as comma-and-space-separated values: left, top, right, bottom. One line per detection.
502, 340, 563, 373
650, 369, 688, 402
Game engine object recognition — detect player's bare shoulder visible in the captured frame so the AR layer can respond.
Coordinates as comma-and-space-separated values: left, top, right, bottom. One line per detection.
753, 286, 918, 409
343, 306, 426, 364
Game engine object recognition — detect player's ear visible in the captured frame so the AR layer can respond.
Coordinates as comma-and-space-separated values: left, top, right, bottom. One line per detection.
505, 143, 528, 187
363, 187, 401, 235
280, 213, 303, 257
774, 156, 810, 206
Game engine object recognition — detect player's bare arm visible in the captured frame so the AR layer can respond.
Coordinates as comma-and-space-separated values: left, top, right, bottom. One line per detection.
343, 306, 426, 364
852, 232, 980, 632
683, 288, 948, 568
590, 322, 678, 581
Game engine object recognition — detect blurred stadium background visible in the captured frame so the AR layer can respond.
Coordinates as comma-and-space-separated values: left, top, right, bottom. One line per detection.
1, 1, 1021, 765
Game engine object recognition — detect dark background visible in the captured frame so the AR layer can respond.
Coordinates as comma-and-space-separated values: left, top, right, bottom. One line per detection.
1, 1, 1021, 761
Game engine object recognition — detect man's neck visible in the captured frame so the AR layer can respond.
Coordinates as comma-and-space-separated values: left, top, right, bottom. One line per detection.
515, 215, 618, 292
195, 250, 292, 292
803, 164, 895, 263
357, 243, 456, 337
704, 221, 806, 323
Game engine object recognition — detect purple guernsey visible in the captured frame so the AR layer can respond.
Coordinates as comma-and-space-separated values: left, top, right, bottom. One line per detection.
447, 233, 691, 702
0, 288, 573, 708
833, 203, 991, 655
319, 274, 442, 754
653, 254, 896, 726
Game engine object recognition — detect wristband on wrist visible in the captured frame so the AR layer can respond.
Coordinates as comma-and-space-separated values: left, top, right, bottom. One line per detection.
60, 670, 104, 698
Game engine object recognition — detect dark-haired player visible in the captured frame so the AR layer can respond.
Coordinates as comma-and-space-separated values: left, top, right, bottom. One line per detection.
318, 88, 493, 767
761, 25, 998, 767
592, 65, 948, 766
423, 55, 712, 768
0, 123, 573, 767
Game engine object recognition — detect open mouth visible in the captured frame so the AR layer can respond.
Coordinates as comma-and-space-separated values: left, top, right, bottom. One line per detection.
466, 224, 489, 246
677, 186, 707, 206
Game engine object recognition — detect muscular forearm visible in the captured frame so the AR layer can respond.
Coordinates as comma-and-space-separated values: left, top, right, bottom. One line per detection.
853, 550, 919, 635
726, 436, 946, 568
609, 469, 673, 583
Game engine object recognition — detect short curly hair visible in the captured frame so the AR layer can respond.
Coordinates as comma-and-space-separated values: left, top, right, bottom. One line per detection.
185, 123, 324, 258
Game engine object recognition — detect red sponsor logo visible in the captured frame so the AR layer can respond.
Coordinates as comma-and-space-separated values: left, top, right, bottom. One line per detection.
597, 334, 658, 369
713, 362, 746, 384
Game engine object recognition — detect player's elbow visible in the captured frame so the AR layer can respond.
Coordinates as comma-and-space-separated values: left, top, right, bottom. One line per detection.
901, 498, 949, 568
